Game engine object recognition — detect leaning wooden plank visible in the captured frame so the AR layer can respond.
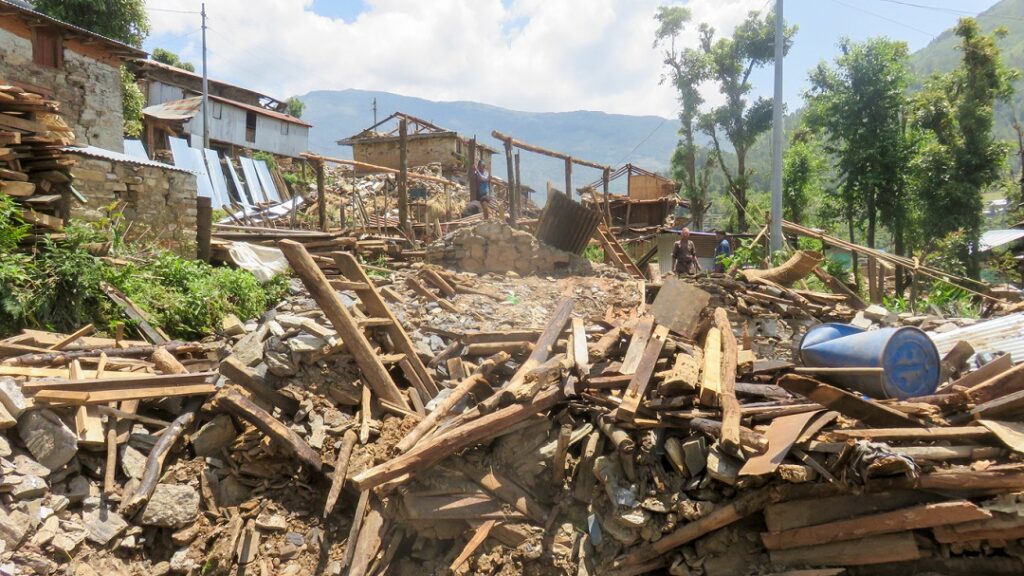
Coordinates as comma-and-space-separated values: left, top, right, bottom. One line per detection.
970, 388, 1024, 420
699, 327, 722, 407
100, 282, 169, 344
351, 386, 565, 491
932, 513, 1024, 543
740, 410, 824, 477
48, 324, 94, 351
450, 520, 497, 573
279, 240, 408, 409
402, 493, 523, 521
769, 532, 921, 568
347, 494, 387, 576
619, 316, 654, 376
760, 500, 991, 551
979, 419, 1024, 453
332, 251, 438, 397
616, 487, 774, 566
778, 374, 924, 428
453, 458, 549, 523
714, 307, 741, 453
120, 402, 200, 516
763, 491, 942, 533
571, 317, 589, 373
949, 353, 1013, 391
488, 297, 573, 408
211, 388, 322, 473
615, 325, 669, 422
396, 374, 488, 454
967, 362, 1024, 405
323, 430, 358, 518
220, 355, 299, 415
406, 276, 459, 313
649, 278, 711, 338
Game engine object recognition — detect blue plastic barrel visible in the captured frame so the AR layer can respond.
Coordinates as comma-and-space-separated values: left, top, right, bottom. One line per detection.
798, 323, 940, 399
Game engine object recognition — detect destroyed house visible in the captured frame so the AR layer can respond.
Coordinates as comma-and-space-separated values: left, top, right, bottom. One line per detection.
583, 163, 681, 229
134, 60, 311, 158
0, 0, 146, 151
338, 112, 495, 176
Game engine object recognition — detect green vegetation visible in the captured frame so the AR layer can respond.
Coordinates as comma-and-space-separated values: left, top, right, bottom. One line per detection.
121, 66, 144, 137
30, 0, 149, 47
0, 197, 288, 340
582, 244, 605, 263
152, 47, 196, 72
286, 96, 306, 119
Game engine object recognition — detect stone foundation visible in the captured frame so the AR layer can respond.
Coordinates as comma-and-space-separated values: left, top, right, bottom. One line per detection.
427, 221, 593, 276
67, 153, 198, 252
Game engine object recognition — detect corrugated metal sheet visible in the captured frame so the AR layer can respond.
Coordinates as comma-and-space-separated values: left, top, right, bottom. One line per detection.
62, 145, 191, 173
979, 229, 1024, 252
535, 190, 602, 255
929, 313, 1024, 364
143, 97, 202, 122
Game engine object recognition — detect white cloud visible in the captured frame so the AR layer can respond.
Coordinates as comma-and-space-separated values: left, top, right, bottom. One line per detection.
145, 0, 765, 116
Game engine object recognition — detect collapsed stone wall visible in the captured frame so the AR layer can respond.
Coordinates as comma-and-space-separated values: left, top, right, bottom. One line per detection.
0, 28, 124, 151
427, 220, 593, 276
67, 153, 199, 251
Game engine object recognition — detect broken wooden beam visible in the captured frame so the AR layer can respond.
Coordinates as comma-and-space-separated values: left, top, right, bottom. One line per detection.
211, 388, 322, 473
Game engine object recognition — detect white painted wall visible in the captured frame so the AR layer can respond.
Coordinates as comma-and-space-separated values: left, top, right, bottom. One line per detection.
186, 99, 309, 157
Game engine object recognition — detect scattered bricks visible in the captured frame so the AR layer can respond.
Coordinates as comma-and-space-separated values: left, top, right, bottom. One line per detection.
0, 506, 31, 550
0, 377, 29, 418
11, 475, 48, 500
81, 497, 128, 546
18, 409, 78, 471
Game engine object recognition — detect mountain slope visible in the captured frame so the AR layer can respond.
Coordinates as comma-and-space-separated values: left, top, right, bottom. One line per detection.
299, 89, 682, 195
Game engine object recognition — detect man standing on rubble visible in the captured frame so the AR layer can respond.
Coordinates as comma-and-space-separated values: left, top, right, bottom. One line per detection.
672, 227, 699, 275
714, 229, 732, 273
474, 160, 491, 220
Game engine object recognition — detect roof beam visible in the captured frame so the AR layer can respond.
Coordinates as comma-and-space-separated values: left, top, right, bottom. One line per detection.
491, 130, 610, 171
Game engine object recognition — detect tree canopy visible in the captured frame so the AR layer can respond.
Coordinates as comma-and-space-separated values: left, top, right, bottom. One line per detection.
152, 48, 195, 72
30, 0, 149, 48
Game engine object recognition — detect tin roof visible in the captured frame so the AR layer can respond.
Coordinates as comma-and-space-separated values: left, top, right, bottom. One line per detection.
142, 95, 312, 128
929, 312, 1024, 364
979, 229, 1024, 252
0, 0, 146, 59
63, 144, 193, 173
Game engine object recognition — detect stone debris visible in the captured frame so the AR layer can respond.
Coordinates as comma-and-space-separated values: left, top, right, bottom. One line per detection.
0, 231, 1021, 576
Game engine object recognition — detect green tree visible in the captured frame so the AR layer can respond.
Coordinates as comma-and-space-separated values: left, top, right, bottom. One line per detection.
805, 37, 916, 296
286, 96, 306, 119
152, 47, 195, 72
30, 0, 149, 48
911, 19, 1017, 278
781, 129, 823, 224
655, 6, 713, 230
698, 9, 796, 232
121, 66, 143, 137
670, 142, 715, 230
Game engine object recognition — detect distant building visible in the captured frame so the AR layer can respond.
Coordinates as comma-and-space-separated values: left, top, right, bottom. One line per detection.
338, 112, 495, 176
0, 0, 146, 151
582, 164, 680, 229
133, 59, 310, 158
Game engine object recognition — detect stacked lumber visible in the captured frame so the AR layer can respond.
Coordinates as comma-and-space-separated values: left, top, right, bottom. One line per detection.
0, 82, 76, 235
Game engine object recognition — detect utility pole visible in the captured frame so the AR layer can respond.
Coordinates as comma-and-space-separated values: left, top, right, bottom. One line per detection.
372, 98, 377, 125
201, 2, 209, 149
769, 0, 784, 253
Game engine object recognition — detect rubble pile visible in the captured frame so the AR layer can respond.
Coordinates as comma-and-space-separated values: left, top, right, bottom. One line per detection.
427, 221, 596, 276
1, 239, 1023, 576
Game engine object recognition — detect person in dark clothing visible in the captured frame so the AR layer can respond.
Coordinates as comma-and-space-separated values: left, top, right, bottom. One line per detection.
474, 160, 491, 220
672, 227, 699, 275
714, 229, 732, 273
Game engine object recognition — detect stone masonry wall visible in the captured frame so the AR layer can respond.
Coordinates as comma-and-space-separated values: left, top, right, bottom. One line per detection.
427, 221, 593, 276
68, 153, 198, 251
0, 27, 124, 151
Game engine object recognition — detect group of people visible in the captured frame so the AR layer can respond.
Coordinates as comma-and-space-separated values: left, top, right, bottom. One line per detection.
672, 227, 732, 275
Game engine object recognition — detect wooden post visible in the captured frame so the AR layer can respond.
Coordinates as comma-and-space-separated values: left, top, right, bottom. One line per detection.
504, 140, 516, 226
602, 167, 612, 226
398, 118, 409, 233
315, 159, 326, 232
196, 195, 212, 262
564, 157, 572, 196
514, 152, 522, 218
467, 138, 478, 202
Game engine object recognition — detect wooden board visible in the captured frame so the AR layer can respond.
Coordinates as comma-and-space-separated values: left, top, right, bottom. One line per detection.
699, 327, 722, 407
778, 374, 924, 428
760, 500, 990, 550
615, 325, 669, 422
650, 278, 711, 339
769, 532, 922, 568
619, 316, 654, 375
764, 491, 942, 533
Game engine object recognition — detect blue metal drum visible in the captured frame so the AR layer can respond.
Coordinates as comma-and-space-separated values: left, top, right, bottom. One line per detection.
798, 323, 941, 400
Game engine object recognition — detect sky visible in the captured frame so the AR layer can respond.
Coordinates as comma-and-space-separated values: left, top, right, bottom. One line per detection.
143, 0, 1002, 118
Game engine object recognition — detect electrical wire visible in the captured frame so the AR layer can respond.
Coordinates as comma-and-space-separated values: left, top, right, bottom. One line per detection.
148, 7, 201, 15
615, 117, 668, 166
827, 0, 936, 38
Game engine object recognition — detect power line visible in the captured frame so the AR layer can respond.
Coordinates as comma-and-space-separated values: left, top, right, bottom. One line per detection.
827, 0, 936, 38
866, 0, 1024, 22
148, 7, 201, 15
615, 117, 668, 166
